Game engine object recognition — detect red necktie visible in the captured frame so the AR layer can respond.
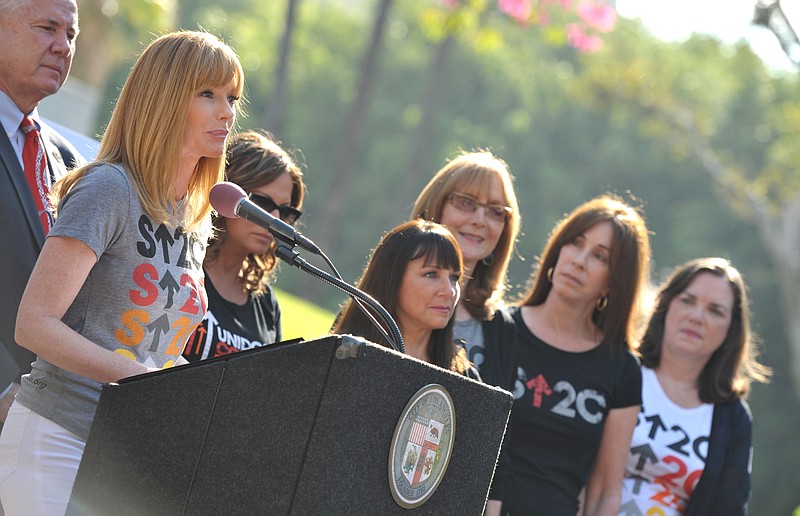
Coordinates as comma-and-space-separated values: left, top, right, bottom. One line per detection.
20, 116, 51, 235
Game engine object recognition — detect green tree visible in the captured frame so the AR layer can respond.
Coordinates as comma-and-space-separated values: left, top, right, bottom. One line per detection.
68, 5, 799, 511
264, 0, 301, 137
577, 21, 800, 399
315, 0, 396, 254
74, 0, 175, 84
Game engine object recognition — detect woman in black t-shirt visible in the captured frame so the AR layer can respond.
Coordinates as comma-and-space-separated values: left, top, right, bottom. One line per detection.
496, 195, 651, 516
182, 131, 305, 362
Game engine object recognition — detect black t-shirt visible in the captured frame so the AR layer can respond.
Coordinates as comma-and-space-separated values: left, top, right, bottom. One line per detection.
182, 272, 281, 362
502, 306, 642, 516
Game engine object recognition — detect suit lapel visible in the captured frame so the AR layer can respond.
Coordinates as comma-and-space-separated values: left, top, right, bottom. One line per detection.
0, 121, 45, 245
39, 122, 72, 183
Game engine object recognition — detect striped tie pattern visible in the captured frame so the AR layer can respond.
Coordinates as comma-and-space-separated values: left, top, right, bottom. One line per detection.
20, 116, 52, 235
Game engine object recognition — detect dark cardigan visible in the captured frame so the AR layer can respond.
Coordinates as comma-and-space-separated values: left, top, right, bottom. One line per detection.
684, 398, 753, 516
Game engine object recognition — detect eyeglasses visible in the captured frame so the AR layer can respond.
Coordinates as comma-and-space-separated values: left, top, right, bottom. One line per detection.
248, 193, 302, 225
445, 192, 512, 223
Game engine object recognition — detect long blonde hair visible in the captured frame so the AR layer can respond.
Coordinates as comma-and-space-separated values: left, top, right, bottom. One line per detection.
52, 30, 245, 231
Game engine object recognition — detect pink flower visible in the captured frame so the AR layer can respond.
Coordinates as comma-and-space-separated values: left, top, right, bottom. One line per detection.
498, 0, 533, 23
577, 1, 616, 32
538, 9, 551, 25
566, 23, 603, 52
442, 0, 460, 9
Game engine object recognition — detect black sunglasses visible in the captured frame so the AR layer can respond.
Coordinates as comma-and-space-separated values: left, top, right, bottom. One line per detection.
248, 193, 302, 225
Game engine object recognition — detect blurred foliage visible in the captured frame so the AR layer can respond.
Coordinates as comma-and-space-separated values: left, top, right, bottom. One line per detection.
71, 1, 800, 513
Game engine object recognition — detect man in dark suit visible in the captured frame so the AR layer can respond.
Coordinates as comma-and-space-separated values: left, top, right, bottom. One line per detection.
0, 0, 84, 422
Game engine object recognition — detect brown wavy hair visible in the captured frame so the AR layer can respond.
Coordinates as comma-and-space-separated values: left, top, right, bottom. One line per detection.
205, 130, 305, 295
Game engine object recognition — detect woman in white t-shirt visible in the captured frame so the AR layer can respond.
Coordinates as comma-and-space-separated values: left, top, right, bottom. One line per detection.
622, 257, 771, 515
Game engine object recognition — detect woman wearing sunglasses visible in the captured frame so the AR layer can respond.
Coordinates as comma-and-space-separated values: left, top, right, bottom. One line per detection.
182, 130, 305, 362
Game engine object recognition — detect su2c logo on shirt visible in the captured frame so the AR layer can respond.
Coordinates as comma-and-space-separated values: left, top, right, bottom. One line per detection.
114, 215, 207, 367
513, 368, 607, 425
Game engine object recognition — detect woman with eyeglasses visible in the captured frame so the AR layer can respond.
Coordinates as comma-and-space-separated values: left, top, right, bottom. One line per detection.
411, 150, 520, 379
182, 130, 305, 362
411, 151, 521, 511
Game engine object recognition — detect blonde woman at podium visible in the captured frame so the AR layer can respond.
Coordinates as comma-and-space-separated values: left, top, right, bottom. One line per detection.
498, 195, 651, 516
0, 31, 244, 514
332, 219, 475, 377
182, 131, 305, 363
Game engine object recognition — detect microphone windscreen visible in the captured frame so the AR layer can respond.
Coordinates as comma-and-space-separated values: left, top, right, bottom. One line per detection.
209, 181, 246, 218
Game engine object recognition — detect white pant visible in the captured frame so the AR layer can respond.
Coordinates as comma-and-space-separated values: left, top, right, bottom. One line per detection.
0, 401, 85, 516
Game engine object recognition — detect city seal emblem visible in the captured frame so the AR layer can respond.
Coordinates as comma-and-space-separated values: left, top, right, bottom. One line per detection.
388, 384, 455, 508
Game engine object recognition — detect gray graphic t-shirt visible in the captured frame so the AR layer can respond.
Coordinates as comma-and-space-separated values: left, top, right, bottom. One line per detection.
454, 317, 484, 370
17, 164, 209, 440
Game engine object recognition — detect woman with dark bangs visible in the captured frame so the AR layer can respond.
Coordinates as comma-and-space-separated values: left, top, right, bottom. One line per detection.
332, 219, 472, 376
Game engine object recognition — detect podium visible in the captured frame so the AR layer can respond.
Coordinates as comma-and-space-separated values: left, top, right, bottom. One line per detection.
67, 335, 512, 515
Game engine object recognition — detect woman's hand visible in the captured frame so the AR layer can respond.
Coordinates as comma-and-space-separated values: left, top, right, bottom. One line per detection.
583, 405, 639, 516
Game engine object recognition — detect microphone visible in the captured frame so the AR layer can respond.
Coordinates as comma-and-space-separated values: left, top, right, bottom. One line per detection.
209, 181, 321, 255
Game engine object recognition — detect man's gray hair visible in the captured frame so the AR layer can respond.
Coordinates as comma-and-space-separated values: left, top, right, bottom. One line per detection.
0, 0, 28, 13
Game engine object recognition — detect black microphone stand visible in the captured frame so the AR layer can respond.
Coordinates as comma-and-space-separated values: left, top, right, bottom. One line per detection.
274, 244, 405, 354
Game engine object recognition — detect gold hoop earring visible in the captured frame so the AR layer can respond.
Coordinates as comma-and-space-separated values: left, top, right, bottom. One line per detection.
596, 295, 608, 311
546, 267, 553, 282
482, 253, 494, 266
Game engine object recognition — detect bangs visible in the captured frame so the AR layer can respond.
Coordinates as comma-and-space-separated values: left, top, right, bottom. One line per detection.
410, 233, 462, 273
448, 168, 508, 203
128, 31, 245, 129
195, 47, 245, 96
